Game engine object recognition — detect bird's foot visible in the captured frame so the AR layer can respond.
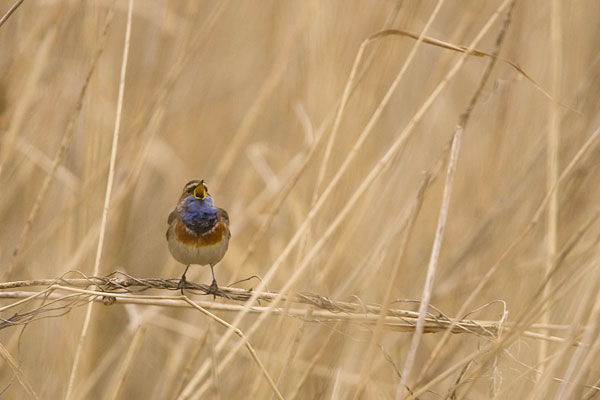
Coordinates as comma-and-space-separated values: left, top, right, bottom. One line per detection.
208, 278, 219, 299
178, 274, 187, 295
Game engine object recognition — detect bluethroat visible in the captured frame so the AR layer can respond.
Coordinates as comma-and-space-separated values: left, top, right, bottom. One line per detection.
166, 180, 231, 294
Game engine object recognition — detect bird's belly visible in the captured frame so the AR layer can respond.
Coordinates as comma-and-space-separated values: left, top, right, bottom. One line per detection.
167, 221, 229, 266
167, 234, 229, 266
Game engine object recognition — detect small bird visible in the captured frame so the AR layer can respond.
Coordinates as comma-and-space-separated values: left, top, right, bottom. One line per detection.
166, 179, 230, 294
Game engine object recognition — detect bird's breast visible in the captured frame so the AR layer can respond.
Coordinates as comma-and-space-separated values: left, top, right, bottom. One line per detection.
174, 218, 228, 247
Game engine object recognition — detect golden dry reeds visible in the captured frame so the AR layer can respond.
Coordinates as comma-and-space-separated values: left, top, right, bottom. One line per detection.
1, 0, 600, 398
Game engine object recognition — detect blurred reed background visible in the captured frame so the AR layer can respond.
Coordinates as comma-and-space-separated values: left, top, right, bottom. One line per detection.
1, 0, 600, 399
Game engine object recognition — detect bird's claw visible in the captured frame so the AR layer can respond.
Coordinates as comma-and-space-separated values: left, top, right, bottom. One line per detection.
178, 275, 187, 295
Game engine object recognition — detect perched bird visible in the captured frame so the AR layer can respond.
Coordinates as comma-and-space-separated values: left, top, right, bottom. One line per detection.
166, 179, 230, 293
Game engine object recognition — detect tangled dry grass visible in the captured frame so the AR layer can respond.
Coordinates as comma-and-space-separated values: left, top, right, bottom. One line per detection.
1, 0, 600, 399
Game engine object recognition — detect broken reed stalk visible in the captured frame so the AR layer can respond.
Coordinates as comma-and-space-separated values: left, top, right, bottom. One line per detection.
0, 273, 582, 345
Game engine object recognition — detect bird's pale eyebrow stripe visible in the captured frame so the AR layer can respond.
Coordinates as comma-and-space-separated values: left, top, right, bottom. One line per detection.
184, 182, 198, 191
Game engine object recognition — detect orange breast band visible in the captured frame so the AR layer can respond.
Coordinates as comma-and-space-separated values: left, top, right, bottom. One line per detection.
174, 220, 227, 246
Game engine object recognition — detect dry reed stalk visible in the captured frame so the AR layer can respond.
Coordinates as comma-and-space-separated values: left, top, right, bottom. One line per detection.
287, 323, 340, 400
368, 29, 564, 106
310, 6, 403, 205
181, 296, 284, 400
494, 350, 560, 398
0, 285, 509, 336
539, 0, 563, 382
4, 278, 582, 348
530, 260, 600, 399
434, 235, 600, 396
227, 4, 553, 281
0, 342, 38, 399
234, 108, 331, 269
557, 287, 600, 399
393, 0, 529, 380
191, 0, 519, 397
211, 14, 308, 194
66, 1, 134, 397
325, 150, 447, 300
408, 0, 516, 392
248, 6, 514, 291
174, 330, 209, 398
0, 281, 284, 399
0, 28, 54, 181
273, 308, 312, 394
0, 0, 23, 28
398, 126, 461, 399
1, 269, 594, 397
453, 257, 600, 399
185, 0, 512, 394
412, 242, 600, 398
3, 2, 599, 398
583, 374, 600, 400
108, 323, 147, 400
61, 2, 227, 287
72, 324, 140, 400
14, 136, 136, 264
353, 162, 433, 398
6, 6, 115, 278
411, 124, 600, 397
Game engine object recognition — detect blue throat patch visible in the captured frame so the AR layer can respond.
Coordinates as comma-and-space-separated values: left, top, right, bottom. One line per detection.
181, 195, 218, 235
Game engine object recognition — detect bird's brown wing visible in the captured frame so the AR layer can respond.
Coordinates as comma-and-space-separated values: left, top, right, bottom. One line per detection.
168, 209, 177, 225
166, 208, 177, 240
217, 208, 231, 238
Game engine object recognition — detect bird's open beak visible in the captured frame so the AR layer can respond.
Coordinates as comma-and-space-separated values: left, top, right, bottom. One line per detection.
193, 183, 207, 200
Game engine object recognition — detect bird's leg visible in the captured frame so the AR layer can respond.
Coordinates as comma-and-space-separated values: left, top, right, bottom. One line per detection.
178, 264, 190, 295
209, 265, 218, 297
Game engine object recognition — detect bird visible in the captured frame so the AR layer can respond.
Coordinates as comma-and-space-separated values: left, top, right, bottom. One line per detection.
166, 179, 230, 294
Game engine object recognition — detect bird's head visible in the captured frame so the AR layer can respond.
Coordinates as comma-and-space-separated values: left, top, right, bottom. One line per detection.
179, 179, 214, 209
